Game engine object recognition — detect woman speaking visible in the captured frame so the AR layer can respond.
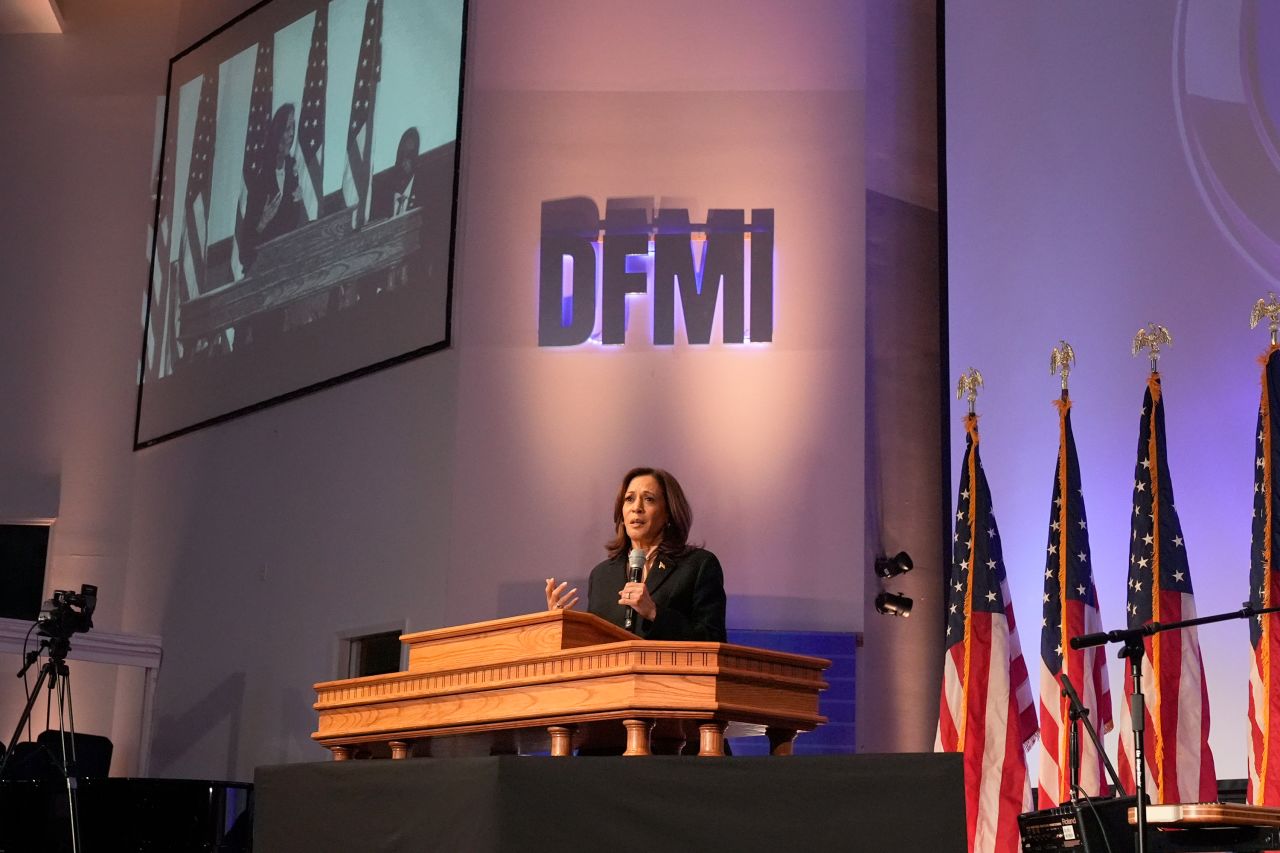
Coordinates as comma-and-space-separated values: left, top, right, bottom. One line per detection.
545, 467, 726, 642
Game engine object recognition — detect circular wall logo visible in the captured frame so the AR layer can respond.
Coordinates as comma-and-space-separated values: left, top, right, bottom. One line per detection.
1175, 0, 1280, 284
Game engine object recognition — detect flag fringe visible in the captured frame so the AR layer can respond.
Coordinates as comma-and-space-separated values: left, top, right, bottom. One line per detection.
1260, 348, 1276, 802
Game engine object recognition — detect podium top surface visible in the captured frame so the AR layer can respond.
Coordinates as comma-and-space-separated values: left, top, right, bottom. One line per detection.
314, 611, 831, 691
399, 610, 632, 646
398, 611, 635, 674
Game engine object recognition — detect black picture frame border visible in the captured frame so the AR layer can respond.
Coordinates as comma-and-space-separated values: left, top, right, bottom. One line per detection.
133, 0, 470, 450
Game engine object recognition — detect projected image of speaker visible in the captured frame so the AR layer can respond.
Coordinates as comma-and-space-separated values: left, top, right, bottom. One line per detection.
136, 0, 467, 447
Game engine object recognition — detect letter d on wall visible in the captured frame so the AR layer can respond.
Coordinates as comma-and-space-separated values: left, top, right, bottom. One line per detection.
539, 197, 601, 346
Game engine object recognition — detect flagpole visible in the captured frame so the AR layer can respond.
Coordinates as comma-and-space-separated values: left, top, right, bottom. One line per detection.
1249, 294, 1280, 808
1044, 339, 1115, 811
1106, 325, 1174, 853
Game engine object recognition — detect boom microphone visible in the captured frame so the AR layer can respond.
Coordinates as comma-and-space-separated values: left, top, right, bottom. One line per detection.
1069, 631, 1111, 650
625, 548, 644, 630
1070, 623, 1153, 650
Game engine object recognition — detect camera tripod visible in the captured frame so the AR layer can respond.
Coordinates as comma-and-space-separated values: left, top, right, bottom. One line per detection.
1, 633, 83, 853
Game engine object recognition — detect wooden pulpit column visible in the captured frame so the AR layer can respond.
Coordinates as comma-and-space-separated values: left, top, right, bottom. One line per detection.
547, 725, 575, 757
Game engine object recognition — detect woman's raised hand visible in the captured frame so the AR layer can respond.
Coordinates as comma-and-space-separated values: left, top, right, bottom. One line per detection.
545, 578, 579, 611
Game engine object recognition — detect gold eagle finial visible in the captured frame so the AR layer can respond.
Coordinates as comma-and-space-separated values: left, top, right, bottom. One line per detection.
1131, 323, 1172, 373
1251, 292, 1280, 347
956, 367, 984, 416
1050, 340, 1076, 396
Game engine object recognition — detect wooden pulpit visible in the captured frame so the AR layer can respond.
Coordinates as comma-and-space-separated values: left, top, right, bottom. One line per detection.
180, 207, 423, 352
313, 610, 830, 758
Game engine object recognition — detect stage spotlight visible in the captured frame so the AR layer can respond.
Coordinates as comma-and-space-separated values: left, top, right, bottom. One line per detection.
875, 551, 914, 579
874, 592, 913, 618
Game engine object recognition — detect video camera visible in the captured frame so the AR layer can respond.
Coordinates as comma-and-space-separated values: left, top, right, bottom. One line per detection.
37, 584, 97, 641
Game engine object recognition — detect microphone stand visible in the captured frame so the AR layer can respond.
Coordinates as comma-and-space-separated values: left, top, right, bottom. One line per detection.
1059, 674, 1129, 853
1059, 673, 1123, 797
1071, 602, 1280, 853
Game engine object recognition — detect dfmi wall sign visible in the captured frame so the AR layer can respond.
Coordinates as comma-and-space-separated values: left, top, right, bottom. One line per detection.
538, 197, 774, 347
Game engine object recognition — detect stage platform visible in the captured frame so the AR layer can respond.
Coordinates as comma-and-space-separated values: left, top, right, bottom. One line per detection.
254, 753, 965, 852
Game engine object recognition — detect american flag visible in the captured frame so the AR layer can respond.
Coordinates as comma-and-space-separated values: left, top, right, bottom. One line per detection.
1117, 374, 1217, 803
144, 236, 169, 378
232, 39, 273, 280
296, 5, 328, 221
179, 71, 218, 303
1036, 398, 1113, 807
937, 415, 1037, 853
342, 0, 382, 228
1249, 346, 1280, 806
147, 114, 178, 379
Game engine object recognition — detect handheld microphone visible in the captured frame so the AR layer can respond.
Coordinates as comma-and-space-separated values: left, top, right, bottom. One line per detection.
625, 548, 644, 630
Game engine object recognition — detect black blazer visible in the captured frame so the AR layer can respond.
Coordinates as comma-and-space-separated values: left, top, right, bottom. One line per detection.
369, 157, 421, 221
586, 547, 726, 642
238, 159, 303, 272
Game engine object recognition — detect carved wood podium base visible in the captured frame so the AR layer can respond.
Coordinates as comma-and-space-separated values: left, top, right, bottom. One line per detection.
314, 611, 830, 761
324, 717, 768, 758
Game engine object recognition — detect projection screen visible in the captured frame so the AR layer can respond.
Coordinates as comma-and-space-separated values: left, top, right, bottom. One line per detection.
136, 0, 465, 447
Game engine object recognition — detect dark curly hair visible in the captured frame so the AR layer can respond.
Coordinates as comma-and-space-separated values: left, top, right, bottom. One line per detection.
604, 467, 697, 560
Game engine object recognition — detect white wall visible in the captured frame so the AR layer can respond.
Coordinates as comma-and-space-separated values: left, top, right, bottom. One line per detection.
0, 0, 180, 774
